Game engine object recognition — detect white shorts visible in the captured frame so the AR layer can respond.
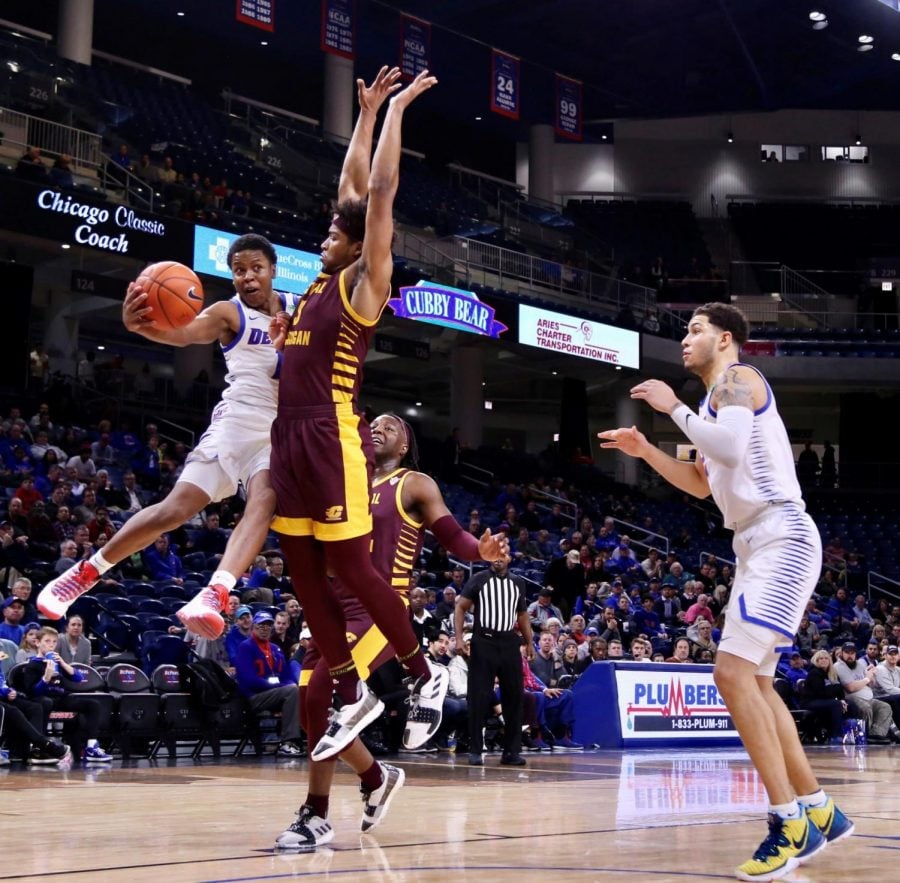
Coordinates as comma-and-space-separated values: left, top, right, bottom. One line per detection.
718, 502, 822, 676
179, 400, 273, 502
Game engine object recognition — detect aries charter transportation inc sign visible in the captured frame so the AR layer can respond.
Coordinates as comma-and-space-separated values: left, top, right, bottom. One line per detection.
518, 303, 640, 369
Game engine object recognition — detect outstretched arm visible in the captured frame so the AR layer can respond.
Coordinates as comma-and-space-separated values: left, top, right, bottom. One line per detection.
350, 69, 437, 322
406, 472, 509, 562
123, 282, 236, 347
630, 371, 761, 469
338, 66, 402, 204
598, 425, 711, 499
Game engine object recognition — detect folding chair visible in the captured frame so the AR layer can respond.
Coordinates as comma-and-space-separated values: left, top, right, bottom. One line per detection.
149, 664, 205, 759
105, 662, 161, 758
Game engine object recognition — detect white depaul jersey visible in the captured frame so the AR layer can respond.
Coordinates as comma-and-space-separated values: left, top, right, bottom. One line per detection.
219, 291, 301, 417
698, 362, 804, 529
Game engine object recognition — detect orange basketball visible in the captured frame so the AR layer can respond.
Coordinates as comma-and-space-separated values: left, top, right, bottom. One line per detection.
136, 261, 204, 330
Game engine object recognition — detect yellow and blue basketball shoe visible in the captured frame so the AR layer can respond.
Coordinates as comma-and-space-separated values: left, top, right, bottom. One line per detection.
805, 797, 854, 846
735, 811, 825, 881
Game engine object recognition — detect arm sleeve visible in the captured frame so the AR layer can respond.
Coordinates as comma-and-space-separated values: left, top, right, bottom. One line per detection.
430, 515, 481, 561
669, 404, 754, 468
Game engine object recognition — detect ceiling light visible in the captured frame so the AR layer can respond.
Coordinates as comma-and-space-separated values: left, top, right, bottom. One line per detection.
893, 53, 900, 61
551, 370, 558, 376
858, 43, 874, 52
415, 401, 422, 406
260, 40, 268, 46
726, 132, 734, 143
61, 243, 71, 249
812, 19, 829, 30
855, 135, 862, 145
6, 61, 21, 73
601, 134, 608, 140
177, 11, 185, 16
809, 11, 826, 21
859, 35, 874, 44
475, 116, 482, 121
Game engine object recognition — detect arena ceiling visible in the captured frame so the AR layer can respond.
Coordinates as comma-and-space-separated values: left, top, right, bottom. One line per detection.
5, 1, 900, 426
7, 0, 900, 167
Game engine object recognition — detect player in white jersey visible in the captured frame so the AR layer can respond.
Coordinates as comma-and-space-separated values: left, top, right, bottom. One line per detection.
599, 303, 852, 882
38, 234, 298, 641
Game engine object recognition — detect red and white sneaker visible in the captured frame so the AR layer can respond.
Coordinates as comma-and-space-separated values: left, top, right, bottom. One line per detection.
37, 561, 100, 619
176, 584, 230, 639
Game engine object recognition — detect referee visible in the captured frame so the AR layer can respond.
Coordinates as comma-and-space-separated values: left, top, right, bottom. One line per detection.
455, 557, 534, 766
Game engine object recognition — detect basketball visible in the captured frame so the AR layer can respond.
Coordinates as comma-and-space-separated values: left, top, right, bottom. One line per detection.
136, 261, 204, 330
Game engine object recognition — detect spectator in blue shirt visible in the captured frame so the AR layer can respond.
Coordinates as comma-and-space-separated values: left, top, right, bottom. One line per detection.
142, 533, 184, 583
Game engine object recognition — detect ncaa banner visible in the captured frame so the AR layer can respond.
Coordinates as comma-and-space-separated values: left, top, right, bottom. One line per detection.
555, 73, 582, 141
321, 0, 354, 59
399, 15, 430, 80
490, 50, 520, 120
235, 0, 274, 32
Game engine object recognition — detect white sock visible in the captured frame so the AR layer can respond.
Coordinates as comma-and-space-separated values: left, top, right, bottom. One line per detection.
798, 790, 827, 808
87, 738, 98, 748
771, 800, 801, 819
89, 551, 113, 575
210, 570, 237, 591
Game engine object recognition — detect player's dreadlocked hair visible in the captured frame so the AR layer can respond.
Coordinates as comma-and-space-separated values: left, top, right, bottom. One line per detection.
382, 412, 419, 470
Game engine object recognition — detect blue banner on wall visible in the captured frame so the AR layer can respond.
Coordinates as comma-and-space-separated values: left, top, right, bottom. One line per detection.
490, 50, 520, 120
193, 225, 320, 294
555, 74, 582, 141
388, 282, 508, 338
399, 15, 430, 80
321, 0, 354, 59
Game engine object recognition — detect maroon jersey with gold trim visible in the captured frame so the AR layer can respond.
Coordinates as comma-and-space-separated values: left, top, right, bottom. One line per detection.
279, 269, 379, 409
331, 467, 424, 616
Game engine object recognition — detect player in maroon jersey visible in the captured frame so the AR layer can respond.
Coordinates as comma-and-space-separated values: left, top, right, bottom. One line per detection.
276, 413, 507, 850
268, 69, 446, 764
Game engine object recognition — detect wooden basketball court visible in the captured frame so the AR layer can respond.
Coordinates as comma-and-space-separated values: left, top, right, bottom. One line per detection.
1, 745, 897, 882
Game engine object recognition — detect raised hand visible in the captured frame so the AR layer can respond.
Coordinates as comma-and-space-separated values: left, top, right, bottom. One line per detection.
268, 310, 291, 352
477, 527, 509, 562
597, 426, 650, 458
390, 69, 438, 110
357, 65, 402, 114
630, 379, 681, 414
123, 281, 156, 331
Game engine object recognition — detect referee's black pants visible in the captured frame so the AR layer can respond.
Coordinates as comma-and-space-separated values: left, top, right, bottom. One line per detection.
467, 632, 523, 755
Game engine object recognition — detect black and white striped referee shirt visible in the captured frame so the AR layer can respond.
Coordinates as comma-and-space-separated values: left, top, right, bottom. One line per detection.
460, 569, 528, 633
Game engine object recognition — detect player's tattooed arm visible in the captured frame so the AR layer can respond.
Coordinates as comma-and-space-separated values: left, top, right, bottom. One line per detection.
710, 366, 755, 411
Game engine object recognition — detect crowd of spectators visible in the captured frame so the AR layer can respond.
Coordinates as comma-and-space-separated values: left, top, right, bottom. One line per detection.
3, 399, 900, 761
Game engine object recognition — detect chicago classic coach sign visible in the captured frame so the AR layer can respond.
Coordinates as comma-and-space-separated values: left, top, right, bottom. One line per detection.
35, 189, 166, 253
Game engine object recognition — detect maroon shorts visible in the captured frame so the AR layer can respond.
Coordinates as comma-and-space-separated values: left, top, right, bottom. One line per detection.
299, 609, 394, 684
270, 402, 373, 542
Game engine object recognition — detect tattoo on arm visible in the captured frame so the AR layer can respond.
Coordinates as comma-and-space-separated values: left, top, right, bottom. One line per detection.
712, 368, 754, 409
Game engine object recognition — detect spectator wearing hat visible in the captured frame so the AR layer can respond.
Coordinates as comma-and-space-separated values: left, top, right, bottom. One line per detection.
655, 582, 684, 631
0, 597, 26, 644
225, 605, 254, 667
235, 611, 304, 756
783, 651, 809, 689
834, 641, 900, 744
527, 588, 563, 633
543, 549, 585, 619
15, 621, 42, 663
873, 645, 900, 725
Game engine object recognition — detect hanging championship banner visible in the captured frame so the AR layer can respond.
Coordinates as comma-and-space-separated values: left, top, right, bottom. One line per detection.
235, 0, 274, 32
321, 0, 354, 59
555, 74, 582, 141
399, 15, 430, 80
490, 50, 520, 120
